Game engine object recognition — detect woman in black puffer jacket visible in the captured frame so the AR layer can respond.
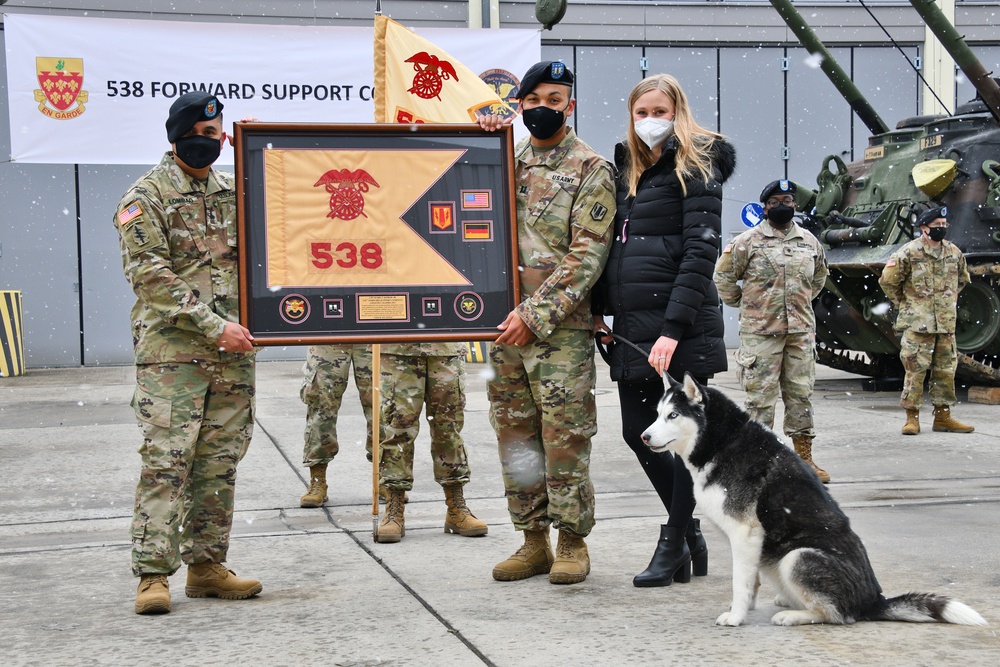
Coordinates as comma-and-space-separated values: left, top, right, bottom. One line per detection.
593, 73, 735, 588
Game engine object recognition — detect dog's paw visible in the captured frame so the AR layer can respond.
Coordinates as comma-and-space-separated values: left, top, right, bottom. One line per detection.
715, 611, 745, 627
773, 594, 791, 608
771, 610, 823, 626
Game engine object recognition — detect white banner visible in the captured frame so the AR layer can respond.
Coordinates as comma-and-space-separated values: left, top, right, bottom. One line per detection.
3, 14, 539, 164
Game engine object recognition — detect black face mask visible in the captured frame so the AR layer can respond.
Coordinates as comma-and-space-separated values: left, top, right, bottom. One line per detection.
927, 226, 947, 242
174, 135, 222, 170
766, 204, 795, 227
522, 105, 566, 140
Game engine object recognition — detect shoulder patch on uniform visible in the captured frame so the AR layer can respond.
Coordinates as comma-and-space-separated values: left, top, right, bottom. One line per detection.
723, 243, 732, 253
590, 202, 608, 222
118, 201, 143, 226
885, 257, 897, 267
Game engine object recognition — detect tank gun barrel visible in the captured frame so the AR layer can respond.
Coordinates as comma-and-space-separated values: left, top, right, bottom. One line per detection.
769, 0, 890, 135
909, 0, 1000, 123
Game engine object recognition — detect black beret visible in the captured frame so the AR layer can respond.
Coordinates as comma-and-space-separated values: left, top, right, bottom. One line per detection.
760, 179, 797, 202
165, 92, 224, 143
516, 60, 574, 99
917, 205, 948, 226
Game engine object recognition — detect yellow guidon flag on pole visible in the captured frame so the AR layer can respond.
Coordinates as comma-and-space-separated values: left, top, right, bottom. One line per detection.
373, 13, 516, 124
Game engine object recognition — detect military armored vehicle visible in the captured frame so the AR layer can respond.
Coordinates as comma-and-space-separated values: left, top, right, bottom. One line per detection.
769, 0, 1000, 385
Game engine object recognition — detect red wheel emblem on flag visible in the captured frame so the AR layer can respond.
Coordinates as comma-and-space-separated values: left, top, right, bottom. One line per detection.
314, 169, 381, 221
405, 51, 459, 101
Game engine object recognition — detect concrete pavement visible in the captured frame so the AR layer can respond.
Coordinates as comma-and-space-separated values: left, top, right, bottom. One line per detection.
1, 354, 998, 666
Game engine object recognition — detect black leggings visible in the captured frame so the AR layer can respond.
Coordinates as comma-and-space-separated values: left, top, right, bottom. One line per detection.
617, 378, 702, 532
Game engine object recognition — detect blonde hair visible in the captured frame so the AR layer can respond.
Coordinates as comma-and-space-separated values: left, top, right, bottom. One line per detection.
625, 74, 722, 197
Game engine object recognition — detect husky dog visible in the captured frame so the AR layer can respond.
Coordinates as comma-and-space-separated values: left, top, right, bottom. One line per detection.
641, 373, 987, 627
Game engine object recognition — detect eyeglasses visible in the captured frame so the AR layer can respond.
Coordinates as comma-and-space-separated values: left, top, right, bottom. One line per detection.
766, 197, 795, 207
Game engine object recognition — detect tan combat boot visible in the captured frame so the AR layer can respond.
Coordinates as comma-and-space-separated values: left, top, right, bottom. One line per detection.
792, 435, 831, 484
299, 463, 328, 508
932, 405, 975, 433
492, 528, 553, 581
185, 563, 262, 600
443, 485, 488, 537
901, 408, 920, 435
549, 530, 591, 584
375, 488, 406, 543
135, 574, 170, 615
379, 486, 409, 504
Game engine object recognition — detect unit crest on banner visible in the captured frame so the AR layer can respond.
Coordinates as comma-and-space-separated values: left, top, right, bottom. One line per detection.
478, 68, 519, 118
34, 57, 89, 120
405, 52, 459, 101
373, 14, 516, 124
314, 168, 381, 220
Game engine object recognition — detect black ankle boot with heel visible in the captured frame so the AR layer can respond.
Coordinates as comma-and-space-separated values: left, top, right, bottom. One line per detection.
686, 518, 708, 577
633, 525, 692, 587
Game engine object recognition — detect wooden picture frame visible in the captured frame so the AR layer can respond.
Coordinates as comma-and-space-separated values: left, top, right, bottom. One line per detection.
234, 122, 519, 345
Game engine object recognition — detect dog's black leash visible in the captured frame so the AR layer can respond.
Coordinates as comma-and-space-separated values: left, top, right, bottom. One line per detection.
595, 331, 651, 364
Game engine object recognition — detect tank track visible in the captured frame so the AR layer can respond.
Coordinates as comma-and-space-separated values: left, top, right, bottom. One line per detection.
957, 354, 1000, 386
817, 339, 1000, 387
816, 343, 901, 378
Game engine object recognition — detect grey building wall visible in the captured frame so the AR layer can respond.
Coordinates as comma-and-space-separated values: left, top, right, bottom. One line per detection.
2, 1, 999, 365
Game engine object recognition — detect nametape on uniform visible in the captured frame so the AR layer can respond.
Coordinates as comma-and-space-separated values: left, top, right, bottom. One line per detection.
590, 203, 608, 221
549, 173, 578, 187
118, 202, 143, 225
885, 258, 897, 267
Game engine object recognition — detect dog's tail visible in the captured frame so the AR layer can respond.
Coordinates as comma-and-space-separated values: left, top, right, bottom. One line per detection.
868, 593, 986, 625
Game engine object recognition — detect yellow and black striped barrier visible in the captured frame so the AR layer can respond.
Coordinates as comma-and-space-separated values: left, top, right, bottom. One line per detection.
465, 341, 490, 363
1, 290, 25, 377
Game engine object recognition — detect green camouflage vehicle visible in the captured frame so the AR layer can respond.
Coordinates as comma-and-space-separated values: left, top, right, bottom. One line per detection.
771, 0, 1000, 385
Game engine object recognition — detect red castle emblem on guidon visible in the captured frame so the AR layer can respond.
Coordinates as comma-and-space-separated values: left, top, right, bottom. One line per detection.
405, 52, 459, 101
314, 169, 381, 221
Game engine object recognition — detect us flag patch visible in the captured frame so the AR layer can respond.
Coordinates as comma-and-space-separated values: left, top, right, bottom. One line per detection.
118, 202, 143, 225
885, 258, 897, 267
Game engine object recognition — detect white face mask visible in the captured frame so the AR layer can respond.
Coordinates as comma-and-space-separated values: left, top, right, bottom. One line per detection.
634, 117, 674, 150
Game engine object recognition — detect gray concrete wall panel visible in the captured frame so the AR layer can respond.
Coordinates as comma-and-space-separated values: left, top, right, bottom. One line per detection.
77, 165, 151, 366
787, 46, 855, 175
0, 31, 81, 367
719, 46, 786, 347
645, 46, 720, 133
852, 46, 920, 154
575, 45, 643, 162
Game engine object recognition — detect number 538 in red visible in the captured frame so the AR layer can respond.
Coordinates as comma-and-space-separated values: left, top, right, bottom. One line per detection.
310, 241, 384, 270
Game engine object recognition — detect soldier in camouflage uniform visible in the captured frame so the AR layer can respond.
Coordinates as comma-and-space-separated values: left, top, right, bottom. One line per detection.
478, 61, 616, 584
714, 180, 831, 483
374, 342, 487, 543
115, 93, 262, 615
298, 344, 374, 507
878, 206, 974, 435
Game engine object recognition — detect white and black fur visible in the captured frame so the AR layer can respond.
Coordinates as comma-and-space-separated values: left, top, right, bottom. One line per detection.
641, 373, 987, 627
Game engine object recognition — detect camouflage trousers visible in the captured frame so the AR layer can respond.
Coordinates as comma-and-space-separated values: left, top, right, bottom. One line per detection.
735, 332, 816, 438
488, 328, 597, 537
899, 331, 958, 409
300, 344, 374, 466
130, 358, 255, 576
379, 352, 470, 490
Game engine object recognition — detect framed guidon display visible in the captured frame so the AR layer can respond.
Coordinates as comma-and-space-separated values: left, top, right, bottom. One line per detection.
234, 122, 519, 345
